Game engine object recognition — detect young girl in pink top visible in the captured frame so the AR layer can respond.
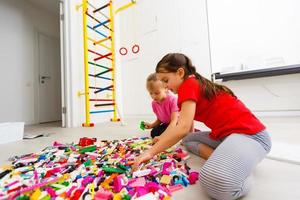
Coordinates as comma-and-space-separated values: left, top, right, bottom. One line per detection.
143, 73, 179, 138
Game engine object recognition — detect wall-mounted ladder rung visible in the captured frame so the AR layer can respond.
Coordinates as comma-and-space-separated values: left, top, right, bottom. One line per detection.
93, 3, 110, 13
90, 99, 114, 102
94, 85, 113, 94
90, 109, 114, 114
94, 103, 115, 107
88, 74, 113, 81
95, 69, 112, 76
87, 25, 109, 38
94, 52, 112, 61
86, 11, 111, 31
93, 19, 111, 29
94, 36, 112, 45
88, 61, 110, 70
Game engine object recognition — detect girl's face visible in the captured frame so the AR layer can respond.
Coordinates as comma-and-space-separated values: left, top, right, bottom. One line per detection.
156, 68, 185, 94
147, 81, 168, 102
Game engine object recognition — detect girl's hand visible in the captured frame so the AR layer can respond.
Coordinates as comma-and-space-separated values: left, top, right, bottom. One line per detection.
132, 151, 153, 171
144, 122, 152, 129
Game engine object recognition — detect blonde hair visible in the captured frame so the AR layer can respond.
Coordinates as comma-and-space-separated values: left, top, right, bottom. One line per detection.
146, 73, 165, 91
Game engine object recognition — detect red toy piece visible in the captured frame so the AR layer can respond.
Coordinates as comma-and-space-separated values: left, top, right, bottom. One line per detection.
188, 172, 199, 185
94, 187, 113, 200
78, 137, 97, 147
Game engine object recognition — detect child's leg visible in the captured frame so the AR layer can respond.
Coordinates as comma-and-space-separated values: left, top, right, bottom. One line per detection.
150, 123, 168, 138
182, 131, 222, 157
199, 130, 271, 200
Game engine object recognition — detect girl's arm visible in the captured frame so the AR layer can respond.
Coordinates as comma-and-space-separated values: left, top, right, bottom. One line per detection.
144, 118, 161, 129
169, 111, 178, 126
133, 100, 196, 168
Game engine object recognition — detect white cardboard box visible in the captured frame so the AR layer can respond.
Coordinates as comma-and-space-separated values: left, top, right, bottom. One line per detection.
0, 122, 24, 144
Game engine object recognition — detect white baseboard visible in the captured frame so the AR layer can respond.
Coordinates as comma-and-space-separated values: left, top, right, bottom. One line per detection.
253, 111, 300, 117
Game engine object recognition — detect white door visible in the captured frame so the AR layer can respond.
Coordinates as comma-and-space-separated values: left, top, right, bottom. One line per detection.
38, 33, 62, 123
60, 0, 67, 127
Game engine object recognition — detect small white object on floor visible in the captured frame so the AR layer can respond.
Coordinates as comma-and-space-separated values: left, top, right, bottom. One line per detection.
23, 133, 51, 139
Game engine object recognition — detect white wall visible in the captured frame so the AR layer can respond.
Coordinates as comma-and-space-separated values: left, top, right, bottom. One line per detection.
221, 74, 300, 114
117, 0, 211, 117
0, 0, 59, 124
208, 0, 300, 73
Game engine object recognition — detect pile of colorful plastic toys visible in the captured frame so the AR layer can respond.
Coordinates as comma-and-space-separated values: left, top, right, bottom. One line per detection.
0, 137, 199, 200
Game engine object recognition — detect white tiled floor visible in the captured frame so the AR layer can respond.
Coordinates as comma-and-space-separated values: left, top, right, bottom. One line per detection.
1, 117, 300, 200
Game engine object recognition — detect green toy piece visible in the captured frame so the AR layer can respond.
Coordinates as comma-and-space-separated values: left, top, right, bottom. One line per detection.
79, 145, 97, 153
140, 121, 145, 130
123, 194, 131, 200
102, 166, 126, 174
117, 163, 128, 171
16, 196, 30, 200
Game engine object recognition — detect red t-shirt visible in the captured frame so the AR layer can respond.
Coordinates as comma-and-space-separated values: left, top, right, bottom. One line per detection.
177, 76, 265, 140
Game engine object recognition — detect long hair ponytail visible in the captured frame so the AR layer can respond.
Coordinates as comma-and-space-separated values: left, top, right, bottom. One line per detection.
156, 53, 235, 100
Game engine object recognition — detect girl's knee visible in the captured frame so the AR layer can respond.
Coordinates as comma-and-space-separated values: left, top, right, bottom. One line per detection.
182, 141, 201, 156
181, 136, 190, 146
199, 166, 250, 200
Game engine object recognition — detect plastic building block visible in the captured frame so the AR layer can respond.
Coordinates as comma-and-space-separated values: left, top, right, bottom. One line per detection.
132, 169, 151, 178
182, 176, 190, 186
136, 186, 148, 197
168, 184, 183, 193
122, 194, 131, 200
140, 121, 145, 130
113, 193, 122, 200
102, 167, 126, 174
113, 175, 123, 193
160, 175, 172, 185
188, 172, 199, 185
79, 145, 97, 153
79, 137, 97, 147
94, 187, 113, 200
0, 169, 11, 179
71, 188, 84, 200
161, 162, 172, 175
173, 176, 184, 186
0, 137, 200, 200
30, 188, 41, 200
129, 177, 146, 187
16, 195, 30, 200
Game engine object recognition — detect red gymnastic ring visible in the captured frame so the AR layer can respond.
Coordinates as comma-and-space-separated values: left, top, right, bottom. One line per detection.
132, 44, 140, 54
119, 47, 128, 55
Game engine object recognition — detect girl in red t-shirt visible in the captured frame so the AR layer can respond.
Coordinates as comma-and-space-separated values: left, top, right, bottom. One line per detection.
133, 53, 271, 200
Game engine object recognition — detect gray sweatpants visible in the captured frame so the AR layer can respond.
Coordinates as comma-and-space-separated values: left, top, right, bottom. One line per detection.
182, 130, 271, 200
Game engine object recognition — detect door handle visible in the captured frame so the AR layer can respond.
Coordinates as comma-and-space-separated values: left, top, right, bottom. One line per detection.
41, 76, 51, 79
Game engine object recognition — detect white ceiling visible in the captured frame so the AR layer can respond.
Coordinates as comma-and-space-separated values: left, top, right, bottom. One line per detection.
26, 0, 60, 15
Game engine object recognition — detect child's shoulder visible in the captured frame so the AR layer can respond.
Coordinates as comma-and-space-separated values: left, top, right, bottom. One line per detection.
166, 92, 178, 103
166, 92, 177, 98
